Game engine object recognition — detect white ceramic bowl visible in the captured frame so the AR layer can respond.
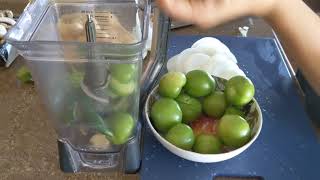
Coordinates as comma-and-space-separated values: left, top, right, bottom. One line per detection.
144, 85, 263, 163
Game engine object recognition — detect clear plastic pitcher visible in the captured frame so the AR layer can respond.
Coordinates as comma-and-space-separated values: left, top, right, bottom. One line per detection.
5, 0, 163, 175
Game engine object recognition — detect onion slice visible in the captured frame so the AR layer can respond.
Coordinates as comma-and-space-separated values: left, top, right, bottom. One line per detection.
166, 37, 244, 78
183, 53, 213, 73
167, 54, 180, 72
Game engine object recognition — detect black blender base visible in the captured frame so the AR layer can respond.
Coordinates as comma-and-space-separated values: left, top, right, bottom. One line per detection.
57, 123, 142, 174
58, 140, 78, 173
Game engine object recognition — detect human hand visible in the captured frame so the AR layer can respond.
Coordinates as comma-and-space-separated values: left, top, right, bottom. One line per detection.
156, 0, 277, 28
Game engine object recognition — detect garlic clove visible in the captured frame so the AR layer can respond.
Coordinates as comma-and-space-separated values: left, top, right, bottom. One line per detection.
89, 133, 111, 149
4, 10, 13, 18
0, 23, 9, 29
0, 24, 7, 38
0, 17, 16, 26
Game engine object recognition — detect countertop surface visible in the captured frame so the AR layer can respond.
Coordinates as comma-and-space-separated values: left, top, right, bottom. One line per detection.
0, 15, 319, 180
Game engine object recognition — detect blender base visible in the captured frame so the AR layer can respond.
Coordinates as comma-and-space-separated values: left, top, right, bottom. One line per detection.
57, 122, 142, 174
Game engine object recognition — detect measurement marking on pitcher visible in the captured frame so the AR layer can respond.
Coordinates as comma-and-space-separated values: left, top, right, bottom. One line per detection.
96, 28, 111, 31
96, 37, 117, 39
95, 19, 110, 23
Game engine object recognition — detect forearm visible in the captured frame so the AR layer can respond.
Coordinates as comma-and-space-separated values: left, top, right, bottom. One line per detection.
265, 0, 320, 94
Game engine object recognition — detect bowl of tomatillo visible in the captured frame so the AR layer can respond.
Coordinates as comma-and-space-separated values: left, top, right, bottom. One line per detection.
144, 70, 262, 163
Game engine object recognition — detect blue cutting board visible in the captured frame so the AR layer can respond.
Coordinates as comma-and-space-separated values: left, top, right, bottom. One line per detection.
140, 35, 320, 180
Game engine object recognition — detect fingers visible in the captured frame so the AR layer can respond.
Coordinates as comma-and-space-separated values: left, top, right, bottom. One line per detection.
156, 0, 226, 28
156, 0, 253, 29
156, 0, 194, 23
188, 0, 229, 28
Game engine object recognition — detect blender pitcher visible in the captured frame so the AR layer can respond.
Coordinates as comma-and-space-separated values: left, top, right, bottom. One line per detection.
5, 0, 170, 175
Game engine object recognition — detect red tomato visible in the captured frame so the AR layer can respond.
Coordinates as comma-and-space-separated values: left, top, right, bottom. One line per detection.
191, 116, 218, 136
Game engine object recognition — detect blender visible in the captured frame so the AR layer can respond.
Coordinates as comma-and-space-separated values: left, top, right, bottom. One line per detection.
5, 0, 170, 176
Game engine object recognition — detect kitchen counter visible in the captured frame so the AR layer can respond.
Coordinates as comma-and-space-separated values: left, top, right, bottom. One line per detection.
0, 16, 318, 180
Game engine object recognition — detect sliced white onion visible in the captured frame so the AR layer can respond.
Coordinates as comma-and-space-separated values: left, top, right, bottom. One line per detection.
218, 67, 246, 80
165, 37, 244, 78
210, 53, 238, 78
167, 54, 180, 72
211, 53, 237, 65
225, 51, 238, 63
179, 48, 204, 59
192, 37, 223, 49
210, 57, 239, 78
175, 48, 204, 72
183, 53, 213, 73
191, 37, 238, 63
192, 37, 230, 56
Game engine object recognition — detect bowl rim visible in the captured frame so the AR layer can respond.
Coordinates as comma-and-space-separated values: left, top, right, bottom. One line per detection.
144, 85, 263, 158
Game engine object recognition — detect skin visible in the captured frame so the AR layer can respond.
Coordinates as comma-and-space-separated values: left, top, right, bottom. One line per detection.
157, 0, 320, 95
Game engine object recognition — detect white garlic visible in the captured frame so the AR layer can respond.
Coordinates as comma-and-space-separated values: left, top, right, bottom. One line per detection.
0, 23, 9, 29
0, 24, 7, 38
4, 10, 13, 18
89, 133, 111, 149
0, 17, 16, 26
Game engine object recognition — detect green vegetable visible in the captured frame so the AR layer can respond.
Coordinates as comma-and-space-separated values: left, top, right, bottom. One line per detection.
165, 123, 195, 150
225, 76, 255, 106
110, 64, 137, 83
151, 98, 182, 133
203, 91, 227, 118
110, 77, 135, 96
68, 70, 84, 89
193, 134, 222, 154
175, 93, 202, 124
158, 72, 186, 98
225, 106, 245, 118
112, 97, 130, 112
61, 102, 76, 125
184, 70, 216, 97
77, 101, 113, 138
217, 115, 251, 148
110, 113, 135, 145
16, 66, 32, 83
